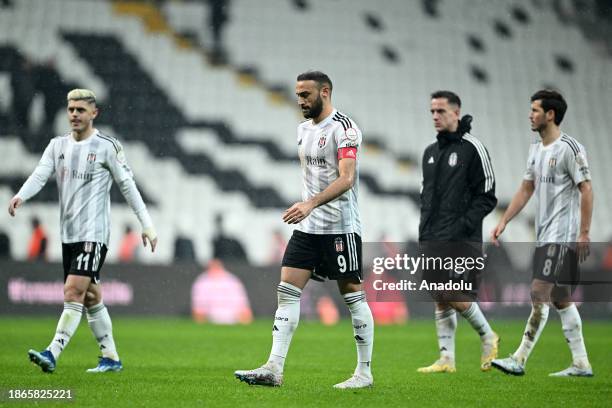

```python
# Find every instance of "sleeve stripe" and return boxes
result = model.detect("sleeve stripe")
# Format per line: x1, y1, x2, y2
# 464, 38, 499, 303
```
97, 133, 120, 153
467, 135, 495, 192
464, 135, 495, 192
335, 111, 350, 122
561, 134, 580, 151
333, 116, 348, 130
561, 139, 578, 156
333, 115, 349, 130
339, 113, 354, 129
333, 112, 351, 131
561, 136, 579, 156
342, 116, 352, 129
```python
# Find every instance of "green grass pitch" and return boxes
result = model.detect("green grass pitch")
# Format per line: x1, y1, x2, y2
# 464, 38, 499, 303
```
1, 317, 611, 407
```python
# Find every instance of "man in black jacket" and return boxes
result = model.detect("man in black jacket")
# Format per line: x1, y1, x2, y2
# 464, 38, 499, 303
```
417, 90, 499, 374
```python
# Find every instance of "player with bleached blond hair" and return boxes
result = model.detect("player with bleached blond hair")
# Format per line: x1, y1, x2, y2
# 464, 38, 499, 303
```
8, 89, 158, 373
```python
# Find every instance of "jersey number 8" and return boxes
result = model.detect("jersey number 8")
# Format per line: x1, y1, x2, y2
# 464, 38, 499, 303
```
542, 258, 553, 277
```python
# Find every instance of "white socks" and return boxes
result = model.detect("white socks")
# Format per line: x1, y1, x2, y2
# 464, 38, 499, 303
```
435, 308, 457, 361
266, 285, 374, 378
513, 303, 590, 368
460, 302, 494, 340
47, 302, 83, 360
86, 303, 120, 361
343, 291, 374, 378
513, 303, 549, 365
46, 302, 120, 362
267, 282, 302, 372
558, 303, 590, 368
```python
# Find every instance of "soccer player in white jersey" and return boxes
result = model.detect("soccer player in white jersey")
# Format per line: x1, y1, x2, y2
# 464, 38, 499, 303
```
234, 71, 374, 389
491, 90, 594, 377
7, 89, 158, 373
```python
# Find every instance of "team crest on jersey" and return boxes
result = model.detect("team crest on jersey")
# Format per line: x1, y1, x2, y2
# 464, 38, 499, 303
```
87, 152, 97, 163
334, 237, 344, 253
318, 135, 327, 148
84, 242, 93, 253
448, 152, 458, 167
548, 157, 557, 168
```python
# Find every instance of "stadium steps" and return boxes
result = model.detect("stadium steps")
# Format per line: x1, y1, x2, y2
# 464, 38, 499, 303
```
2, 0, 609, 241
111, 1, 170, 34
128, 0, 423, 200
59, 32, 288, 209
0, 0, 551, 262
60, 31, 419, 206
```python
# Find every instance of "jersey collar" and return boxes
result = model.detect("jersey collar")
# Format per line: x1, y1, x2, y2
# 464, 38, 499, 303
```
70, 128, 97, 144
541, 132, 563, 150
311, 109, 337, 129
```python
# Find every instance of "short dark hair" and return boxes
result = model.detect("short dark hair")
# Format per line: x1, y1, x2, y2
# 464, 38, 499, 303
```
530, 89, 567, 125
431, 90, 461, 107
297, 71, 333, 92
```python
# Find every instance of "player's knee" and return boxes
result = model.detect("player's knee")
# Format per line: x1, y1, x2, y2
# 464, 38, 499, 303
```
553, 300, 571, 310
280, 267, 310, 289
337, 278, 362, 295
530, 288, 549, 303
435, 300, 450, 310
84, 290, 101, 308
64, 286, 86, 302
448, 301, 471, 313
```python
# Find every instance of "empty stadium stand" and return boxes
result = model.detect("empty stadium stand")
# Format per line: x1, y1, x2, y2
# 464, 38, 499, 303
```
1, 0, 610, 265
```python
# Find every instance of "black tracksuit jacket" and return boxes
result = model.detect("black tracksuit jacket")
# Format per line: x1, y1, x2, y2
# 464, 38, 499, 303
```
419, 129, 497, 242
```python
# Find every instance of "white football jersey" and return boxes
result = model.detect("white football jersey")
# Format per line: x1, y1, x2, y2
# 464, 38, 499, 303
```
523, 133, 591, 245
296, 109, 362, 235
17, 129, 143, 245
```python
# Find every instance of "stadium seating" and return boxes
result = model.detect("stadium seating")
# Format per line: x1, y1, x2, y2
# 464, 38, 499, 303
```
219, 0, 611, 235
0, 0, 610, 265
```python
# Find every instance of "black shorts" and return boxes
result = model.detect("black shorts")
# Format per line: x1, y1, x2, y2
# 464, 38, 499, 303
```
532, 244, 579, 286
418, 241, 483, 297
62, 242, 108, 283
282, 230, 362, 282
